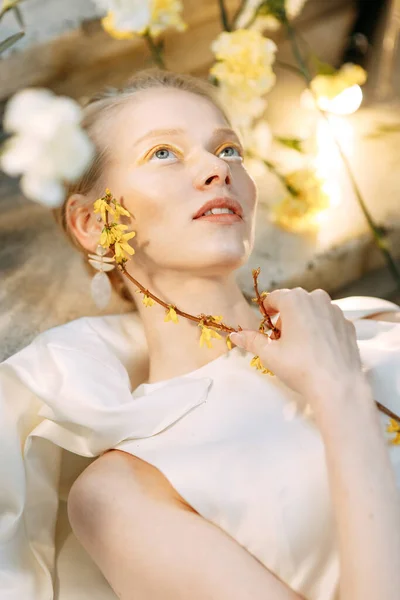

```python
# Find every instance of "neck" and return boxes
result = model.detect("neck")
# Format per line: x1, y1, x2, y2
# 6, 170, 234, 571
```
124, 267, 260, 383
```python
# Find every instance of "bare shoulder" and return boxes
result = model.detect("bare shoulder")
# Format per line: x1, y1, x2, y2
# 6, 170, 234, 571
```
68, 450, 196, 534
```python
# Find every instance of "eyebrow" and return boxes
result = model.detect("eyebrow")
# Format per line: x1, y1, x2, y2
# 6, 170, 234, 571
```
133, 126, 241, 147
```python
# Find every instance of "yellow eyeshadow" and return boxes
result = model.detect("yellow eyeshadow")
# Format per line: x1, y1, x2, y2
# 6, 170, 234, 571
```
142, 144, 183, 162
216, 142, 244, 157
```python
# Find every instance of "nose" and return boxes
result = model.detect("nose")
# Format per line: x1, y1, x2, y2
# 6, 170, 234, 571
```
193, 156, 232, 191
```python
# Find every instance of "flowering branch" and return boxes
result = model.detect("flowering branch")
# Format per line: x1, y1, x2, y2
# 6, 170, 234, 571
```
94, 189, 400, 426
283, 15, 400, 289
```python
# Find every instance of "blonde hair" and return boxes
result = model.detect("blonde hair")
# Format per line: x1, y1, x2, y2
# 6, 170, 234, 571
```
53, 68, 230, 305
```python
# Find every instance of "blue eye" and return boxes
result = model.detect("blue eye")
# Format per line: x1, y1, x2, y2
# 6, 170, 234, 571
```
218, 146, 242, 159
150, 147, 177, 161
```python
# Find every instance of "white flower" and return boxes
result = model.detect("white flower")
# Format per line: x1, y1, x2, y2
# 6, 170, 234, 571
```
217, 85, 267, 128
94, 0, 151, 35
0, 88, 94, 207
243, 120, 273, 160
235, 0, 308, 30
94, 0, 186, 39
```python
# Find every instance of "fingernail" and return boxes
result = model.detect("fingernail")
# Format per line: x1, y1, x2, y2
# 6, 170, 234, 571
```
229, 332, 244, 346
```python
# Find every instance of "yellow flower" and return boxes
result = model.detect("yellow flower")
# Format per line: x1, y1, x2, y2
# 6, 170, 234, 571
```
99, 222, 130, 248
386, 418, 400, 445
114, 231, 136, 262
94, 198, 114, 223
250, 355, 273, 376
198, 324, 223, 349
165, 305, 179, 323
142, 294, 155, 307
310, 63, 367, 101
150, 0, 187, 37
226, 336, 233, 350
271, 168, 330, 232
112, 201, 131, 219
100, 0, 186, 40
210, 30, 277, 100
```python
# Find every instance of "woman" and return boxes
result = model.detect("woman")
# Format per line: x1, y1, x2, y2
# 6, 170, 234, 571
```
1, 69, 399, 600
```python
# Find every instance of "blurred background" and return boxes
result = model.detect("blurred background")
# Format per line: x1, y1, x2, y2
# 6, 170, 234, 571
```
1, 0, 400, 360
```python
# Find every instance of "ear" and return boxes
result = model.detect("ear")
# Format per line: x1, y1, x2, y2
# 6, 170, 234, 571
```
66, 193, 103, 254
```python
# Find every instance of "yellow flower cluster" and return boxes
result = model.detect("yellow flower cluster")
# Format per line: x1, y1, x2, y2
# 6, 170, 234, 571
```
271, 168, 330, 232
94, 190, 136, 263
386, 418, 400, 445
165, 305, 179, 323
102, 0, 186, 40
94, 193, 130, 222
150, 0, 187, 36
210, 29, 277, 100
310, 63, 367, 101
99, 223, 136, 263
199, 324, 222, 349
250, 355, 273, 376
142, 294, 155, 307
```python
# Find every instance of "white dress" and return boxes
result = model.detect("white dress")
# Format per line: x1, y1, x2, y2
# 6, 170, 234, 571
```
0, 296, 400, 600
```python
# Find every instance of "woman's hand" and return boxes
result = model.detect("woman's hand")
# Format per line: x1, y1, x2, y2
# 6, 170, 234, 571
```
230, 287, 364, 401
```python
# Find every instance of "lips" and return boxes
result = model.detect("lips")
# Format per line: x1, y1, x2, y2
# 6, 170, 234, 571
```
192, 197, 243, 220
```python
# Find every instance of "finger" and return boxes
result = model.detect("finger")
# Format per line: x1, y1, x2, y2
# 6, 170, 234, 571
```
262, 288, 291, 314
229, 329, 273, 355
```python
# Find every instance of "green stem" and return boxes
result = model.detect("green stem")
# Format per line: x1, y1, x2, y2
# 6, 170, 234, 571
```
144, 31, 166, 68
249, 152, 299, 197
218, 0, 231, 31
285, 18, 400, 289
275, 59, 304, 79
232, 0, 247, 29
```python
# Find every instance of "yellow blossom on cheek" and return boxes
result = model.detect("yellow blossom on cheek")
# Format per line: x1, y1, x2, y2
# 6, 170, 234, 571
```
112, 201, 131, 219
94, 198, 114, 223
114, 237, 135, 263
165, 306, 179, 323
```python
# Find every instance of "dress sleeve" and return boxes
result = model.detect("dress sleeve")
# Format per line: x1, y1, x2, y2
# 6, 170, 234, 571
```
0, 320, 212, 600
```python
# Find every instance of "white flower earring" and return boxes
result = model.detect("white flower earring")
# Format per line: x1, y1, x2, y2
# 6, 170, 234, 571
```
88, 244, 115, 309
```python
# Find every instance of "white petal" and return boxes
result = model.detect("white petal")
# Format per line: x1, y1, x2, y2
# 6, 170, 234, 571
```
20, 172, 65, 207
112, 0, 151, 32
251, 120, 273, 160
3, 88, 55, 134
49, 125, 95, 181
0, 135, 40, 176
25, 97, 82, 140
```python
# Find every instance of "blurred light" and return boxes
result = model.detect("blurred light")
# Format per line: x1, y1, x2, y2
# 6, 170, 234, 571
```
317, 85, 363, 116
300, 85, 363, 116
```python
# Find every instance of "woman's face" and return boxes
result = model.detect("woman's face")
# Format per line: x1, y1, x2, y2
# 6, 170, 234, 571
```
103, 88, 258, 277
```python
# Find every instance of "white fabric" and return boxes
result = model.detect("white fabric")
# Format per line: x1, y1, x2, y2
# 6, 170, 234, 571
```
0, 296, 399, 600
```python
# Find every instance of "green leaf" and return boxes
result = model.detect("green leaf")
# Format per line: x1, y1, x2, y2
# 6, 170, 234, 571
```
0, 30, 24, 54
311, 56, 336, 76
275, 136, 305, 153
258, 0, 286, 21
